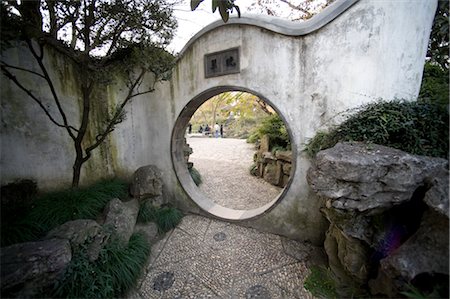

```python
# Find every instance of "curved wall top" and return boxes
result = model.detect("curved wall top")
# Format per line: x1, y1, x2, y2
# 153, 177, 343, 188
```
178, 0, 359, 57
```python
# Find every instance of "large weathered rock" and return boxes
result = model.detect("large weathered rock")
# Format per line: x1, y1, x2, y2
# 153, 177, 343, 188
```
45, 219, 101, 247
263, 162, 279, 186
275, 150, 292, 163
324, 224, 371, 285
307, 142, 448, 212
308, 142, 449, 297
369, 210, 449, 297
423, 171, 449, 217
1, 238, 71, 298
130, 165, 163, 200
134, 222, 159, 245
103, 198, 139, 244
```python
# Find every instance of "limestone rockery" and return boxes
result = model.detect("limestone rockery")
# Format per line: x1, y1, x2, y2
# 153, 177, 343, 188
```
307, 142, 449, 298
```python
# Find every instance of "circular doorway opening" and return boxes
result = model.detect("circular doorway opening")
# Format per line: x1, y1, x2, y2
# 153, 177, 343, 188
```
171, 86, 296, 221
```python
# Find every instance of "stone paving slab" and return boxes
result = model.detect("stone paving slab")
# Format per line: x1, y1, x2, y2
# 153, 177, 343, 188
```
137, 214, 316, 298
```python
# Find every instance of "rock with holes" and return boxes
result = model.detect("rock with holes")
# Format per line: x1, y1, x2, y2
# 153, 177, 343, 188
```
103, 198, 139, 244
0, 238, 71, 298
307, 142, 448, 213
369, 209, 449, 297
130, 165, 164, 200
307, 142, 449, 297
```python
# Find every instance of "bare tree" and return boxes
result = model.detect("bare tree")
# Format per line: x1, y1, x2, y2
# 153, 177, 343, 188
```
1, 0, 177, 187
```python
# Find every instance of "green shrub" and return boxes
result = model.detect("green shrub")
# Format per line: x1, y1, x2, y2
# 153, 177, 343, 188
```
189, 166, 202, 186
247, 114, 290, 150
53, 232, 150, 298
1, 179, 128, 246
304, 100, 449, 159
418, 62, 449, 107
137, 201, 183, 233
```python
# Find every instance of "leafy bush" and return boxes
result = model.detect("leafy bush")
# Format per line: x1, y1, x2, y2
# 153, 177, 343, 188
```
189, 166, 202, 186
53, 232, 150, 298
418, 62, 449, 107
137, 200, 183, 233
1, 179, 128, 246
247, 114, 290, 150
304, 100, 449, 159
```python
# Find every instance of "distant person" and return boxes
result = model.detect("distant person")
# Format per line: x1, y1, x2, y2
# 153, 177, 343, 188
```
220, 124, 223, 138
198, 125, 203, 133
188, 123, 192, 134
204, 124, 210, 135
214, 122, 220, 138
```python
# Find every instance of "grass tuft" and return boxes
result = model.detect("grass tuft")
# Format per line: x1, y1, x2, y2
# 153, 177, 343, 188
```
1, 179, 128, 246
189, 166, 202, 186
154, 207, 183, 233
304, 266, 338, 299
53, 232, 150, 298
137, 200, 183, 233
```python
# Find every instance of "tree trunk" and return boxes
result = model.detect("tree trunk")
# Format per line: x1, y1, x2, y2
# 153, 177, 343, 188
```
72, 156, 83, 188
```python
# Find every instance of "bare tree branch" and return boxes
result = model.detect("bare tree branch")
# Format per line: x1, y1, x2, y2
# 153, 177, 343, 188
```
25, 39, 77, 140
1, 65, 79, 134
279, 0, 312, 19
84, 68, 147, 156
0, 60, 46, 79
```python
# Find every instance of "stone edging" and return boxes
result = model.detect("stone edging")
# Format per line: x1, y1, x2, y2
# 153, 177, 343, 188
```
177, 0, 359, 57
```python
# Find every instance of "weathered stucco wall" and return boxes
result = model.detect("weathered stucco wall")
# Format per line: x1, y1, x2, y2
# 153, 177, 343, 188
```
1, 0, 437, 244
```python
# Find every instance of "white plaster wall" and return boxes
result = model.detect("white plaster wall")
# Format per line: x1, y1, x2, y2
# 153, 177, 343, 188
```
0, 0, 437, 242
153, 0, 437, 243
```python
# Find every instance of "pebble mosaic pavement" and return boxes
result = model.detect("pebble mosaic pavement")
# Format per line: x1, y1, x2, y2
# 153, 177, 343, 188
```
133, 214, 317, 298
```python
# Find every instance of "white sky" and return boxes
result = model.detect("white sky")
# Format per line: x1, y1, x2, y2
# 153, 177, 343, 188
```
168, 0, 329, 53
168, 0, 250, 53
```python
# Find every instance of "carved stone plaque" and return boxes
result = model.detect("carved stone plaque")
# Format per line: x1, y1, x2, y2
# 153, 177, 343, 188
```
204, 48, 240, 78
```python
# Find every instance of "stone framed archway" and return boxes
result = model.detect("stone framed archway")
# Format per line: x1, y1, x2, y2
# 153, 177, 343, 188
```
171, 85, 296, 221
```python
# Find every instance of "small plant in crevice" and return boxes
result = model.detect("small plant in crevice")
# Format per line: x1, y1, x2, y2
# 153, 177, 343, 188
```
249, 163, 258, 176
304, 100, 449, 159
304, 266, 338, 299
53, 232, 150, 298
137, 200, 183, 233
189, 166, 202, 186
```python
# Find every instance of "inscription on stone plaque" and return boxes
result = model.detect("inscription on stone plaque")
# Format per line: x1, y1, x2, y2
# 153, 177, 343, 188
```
204, 48, 240, 78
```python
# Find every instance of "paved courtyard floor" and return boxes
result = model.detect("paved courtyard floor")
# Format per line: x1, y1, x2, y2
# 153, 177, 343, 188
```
187, 137, 282, 210
135, 214, 320, 298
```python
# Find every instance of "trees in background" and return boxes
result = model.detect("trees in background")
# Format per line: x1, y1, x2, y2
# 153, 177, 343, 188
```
190, 0, 333, 22
1, 0, 177, 187
190, 91, 275, 138
419, 0, 449, 107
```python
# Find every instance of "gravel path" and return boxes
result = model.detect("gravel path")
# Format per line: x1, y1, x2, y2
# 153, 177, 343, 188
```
187, 136, 282, 210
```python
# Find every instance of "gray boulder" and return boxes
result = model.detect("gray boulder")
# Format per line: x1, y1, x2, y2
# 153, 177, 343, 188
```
103, 198, 139, 244
307, 142, 448, 212
1, 238, 71, 298
369, 210, 449, 297
46, 219, 101, 247
307, 142, 449, 297
134, 222, 159, 244
130, 165, 163, 200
